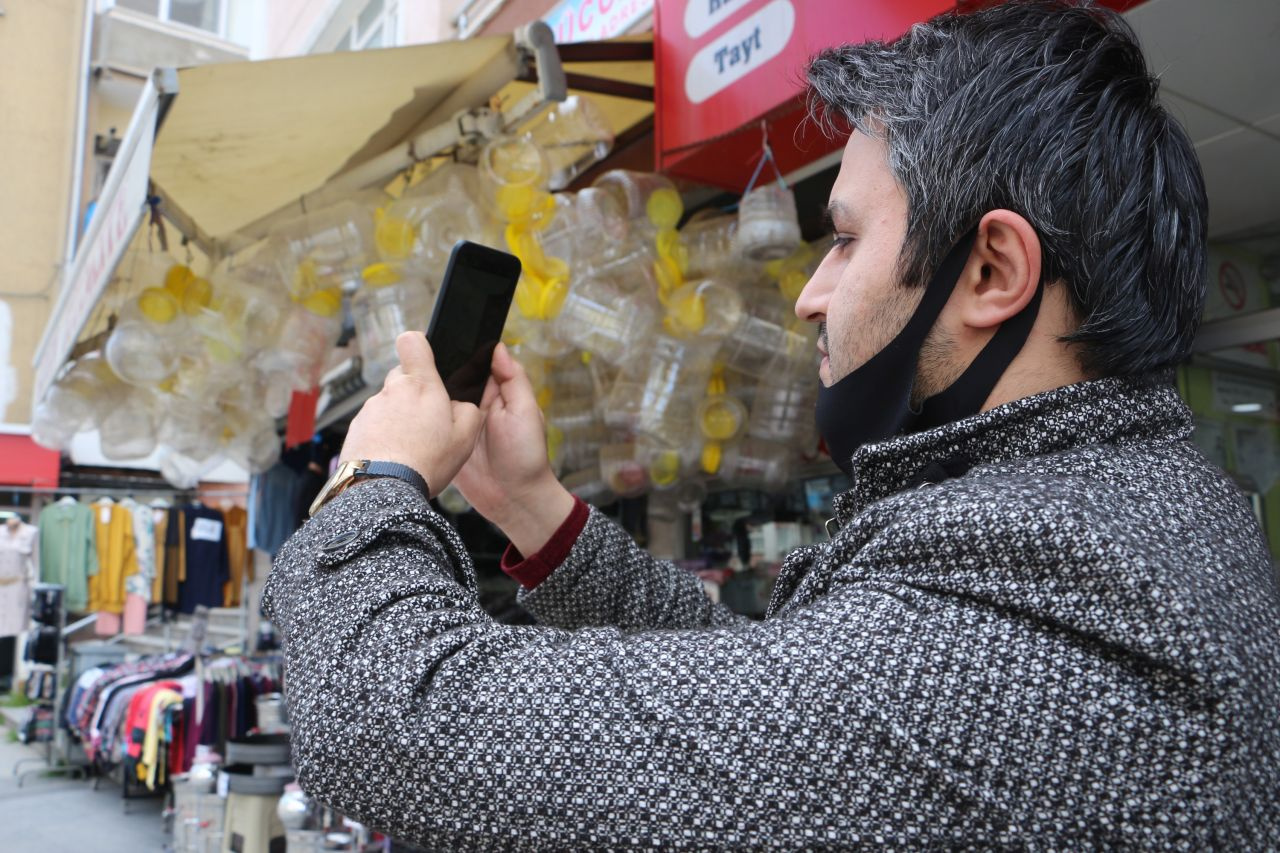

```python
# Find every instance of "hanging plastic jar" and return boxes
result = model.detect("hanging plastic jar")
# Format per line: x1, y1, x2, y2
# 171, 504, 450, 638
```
717, 313, 812, 378
478, 136, 554, 227
550, 276, 657, 366
351, 263, 432, 386
272, 201, 374, 297
524, 96, 615, 190
604, 333, 719, 447
735, 183, 802, 261
663, 279, 744, 341
747, 364, 818, 446
599, 442, 650, 498
716, 438, 793, 491
98, 390, 159, 461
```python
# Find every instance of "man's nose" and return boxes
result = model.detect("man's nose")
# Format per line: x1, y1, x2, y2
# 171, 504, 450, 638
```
794, 270, 830, 322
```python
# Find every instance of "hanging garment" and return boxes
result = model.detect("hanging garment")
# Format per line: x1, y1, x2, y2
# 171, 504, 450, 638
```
0, 521, 38, 636
223, 506, 249, 607
178, 505, 230, 615
141, 688, 183, 789
163, 508, 187, 611
120, 498, 156, 602
151, 504, 169, 603
88, 500, 139, 615
250, 464, 303, 558
38, 501, 98, 613
123, 593, 148, 635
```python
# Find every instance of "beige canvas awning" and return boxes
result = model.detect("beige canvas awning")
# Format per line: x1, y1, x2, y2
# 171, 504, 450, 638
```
149, 35, 519, 240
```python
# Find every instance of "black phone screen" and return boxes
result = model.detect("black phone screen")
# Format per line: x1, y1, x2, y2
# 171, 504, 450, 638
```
426, 242, 521, 405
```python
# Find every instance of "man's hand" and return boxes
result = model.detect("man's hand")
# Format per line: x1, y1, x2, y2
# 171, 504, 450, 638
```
455, 344, 576, 556
341, 332, 486, 497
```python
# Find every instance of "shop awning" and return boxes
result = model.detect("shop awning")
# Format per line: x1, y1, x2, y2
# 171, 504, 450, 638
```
150, 36, 520, 239
33, 27, 656, 409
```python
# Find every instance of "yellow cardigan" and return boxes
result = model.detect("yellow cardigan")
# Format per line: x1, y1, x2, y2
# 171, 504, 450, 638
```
88, 501, 139, 614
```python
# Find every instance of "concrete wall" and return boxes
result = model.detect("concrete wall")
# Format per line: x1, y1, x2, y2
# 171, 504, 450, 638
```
0, 0, 87, 425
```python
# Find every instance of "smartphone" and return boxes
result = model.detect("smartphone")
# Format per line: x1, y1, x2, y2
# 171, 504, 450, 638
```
425, 240, 522, 405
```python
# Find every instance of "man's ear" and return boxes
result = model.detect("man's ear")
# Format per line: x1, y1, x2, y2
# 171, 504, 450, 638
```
955, 210, 1042, 330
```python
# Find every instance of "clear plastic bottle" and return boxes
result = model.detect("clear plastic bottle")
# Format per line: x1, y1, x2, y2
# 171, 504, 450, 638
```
272, 201, 374, 295
604, 333, 718, 447
716, 438, 793, 491
524, 96, 615, 190
351, 265, 432, 387
718, 313, 812, 378
551, 276, 657, 365
747, 364, 818, 446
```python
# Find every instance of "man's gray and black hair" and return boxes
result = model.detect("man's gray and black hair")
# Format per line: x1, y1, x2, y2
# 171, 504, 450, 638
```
806, 0, 1207, 375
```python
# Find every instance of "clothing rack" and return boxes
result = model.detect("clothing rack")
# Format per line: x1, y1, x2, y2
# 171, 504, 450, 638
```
14, 585, 88, 788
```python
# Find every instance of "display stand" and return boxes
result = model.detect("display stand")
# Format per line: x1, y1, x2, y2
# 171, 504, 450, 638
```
14, 584, 89, 787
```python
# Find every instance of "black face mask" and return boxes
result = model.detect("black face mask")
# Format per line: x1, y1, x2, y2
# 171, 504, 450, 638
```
815, 228, 1044, 476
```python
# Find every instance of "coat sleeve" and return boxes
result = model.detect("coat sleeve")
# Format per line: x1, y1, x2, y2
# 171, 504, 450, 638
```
516, 506, 749, 630
259, 478, 941, 850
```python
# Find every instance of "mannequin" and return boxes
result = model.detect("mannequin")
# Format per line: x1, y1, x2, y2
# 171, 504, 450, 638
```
0, 511, 38, 692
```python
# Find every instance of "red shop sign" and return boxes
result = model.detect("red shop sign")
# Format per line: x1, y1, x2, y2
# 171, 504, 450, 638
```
655, 0, 952, 189
654, 0, 1148, 189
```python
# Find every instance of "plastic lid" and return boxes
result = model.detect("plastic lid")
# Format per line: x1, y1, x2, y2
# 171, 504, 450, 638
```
514, 274, 569, 321
374, 211, 416, 260
361, 263, 402, 287
649, 450, 681, 487
647, 187, 683, 230
698, 396, 744, 441
164, 264, 196, 296
138, 287, 179, 324
301, 287, 342, 317
292, 260, 319, 299
497, 185, 555, 226
666, 290, 706, 335
652, 255, 684, 305
181, 277, 213, 315
701, 441, 722, 474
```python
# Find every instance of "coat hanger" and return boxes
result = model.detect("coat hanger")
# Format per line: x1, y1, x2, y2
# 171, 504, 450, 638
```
57, 495, 78, 506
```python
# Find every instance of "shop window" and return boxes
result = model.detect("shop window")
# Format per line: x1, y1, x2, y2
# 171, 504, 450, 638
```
108, 0, 227, 38
335, 0, 398, 52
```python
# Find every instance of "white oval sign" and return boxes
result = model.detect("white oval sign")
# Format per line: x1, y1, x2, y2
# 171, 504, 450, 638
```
683, 0, 796, 106
684, 0, 748, 39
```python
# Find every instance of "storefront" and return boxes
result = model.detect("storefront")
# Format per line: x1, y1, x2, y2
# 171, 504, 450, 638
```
10, 0, 1280, 848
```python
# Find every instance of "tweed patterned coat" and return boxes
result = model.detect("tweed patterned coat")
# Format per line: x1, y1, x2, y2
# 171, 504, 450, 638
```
262, 375, 1280, 850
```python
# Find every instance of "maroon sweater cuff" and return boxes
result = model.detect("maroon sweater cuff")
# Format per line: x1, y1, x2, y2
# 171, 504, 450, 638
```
499, 497, 590, 590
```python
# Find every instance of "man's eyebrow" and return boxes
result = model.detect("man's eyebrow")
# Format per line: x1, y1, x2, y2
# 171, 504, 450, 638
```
824, 200, 852, 231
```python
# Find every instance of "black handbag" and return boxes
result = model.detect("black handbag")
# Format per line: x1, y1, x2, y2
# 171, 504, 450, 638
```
23, 625, 58, 666
30, 584, 63, 627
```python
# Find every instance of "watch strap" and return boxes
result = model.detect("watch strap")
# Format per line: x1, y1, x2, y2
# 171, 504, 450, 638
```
353, 461, 431, 502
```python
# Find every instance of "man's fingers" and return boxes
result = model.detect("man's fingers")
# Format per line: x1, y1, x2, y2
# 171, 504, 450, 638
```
395, 332, 445, 388
490, 344, 540, 415
478, 373, 502, 412
452, 402, 487, 448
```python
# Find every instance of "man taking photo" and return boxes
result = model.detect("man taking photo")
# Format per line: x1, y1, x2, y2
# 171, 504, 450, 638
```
262, 1, 1280, 846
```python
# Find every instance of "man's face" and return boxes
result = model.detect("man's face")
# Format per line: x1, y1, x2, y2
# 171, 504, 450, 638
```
795, 131, 924, 389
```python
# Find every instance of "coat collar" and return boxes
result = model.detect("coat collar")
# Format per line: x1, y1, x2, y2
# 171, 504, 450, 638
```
831, 373, 1193, 523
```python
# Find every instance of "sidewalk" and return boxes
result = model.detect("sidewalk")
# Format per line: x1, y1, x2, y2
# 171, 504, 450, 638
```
0, 704, 167, 852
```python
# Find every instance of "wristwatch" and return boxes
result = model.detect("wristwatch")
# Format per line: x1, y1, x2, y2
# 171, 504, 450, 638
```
308, 459, 431, 517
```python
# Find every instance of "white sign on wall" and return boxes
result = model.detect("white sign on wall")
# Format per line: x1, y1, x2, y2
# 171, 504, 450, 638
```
682, 0, 794, 105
